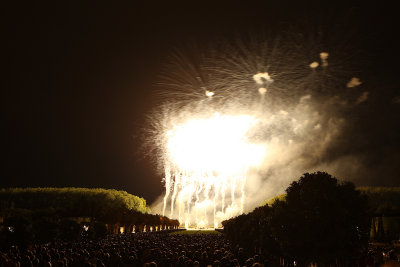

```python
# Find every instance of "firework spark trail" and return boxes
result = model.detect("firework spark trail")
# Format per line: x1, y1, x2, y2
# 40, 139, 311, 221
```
159, 114, 265, 228
162, 163, 171, 217
163, 112, 277, 228
170, 172, 179, 218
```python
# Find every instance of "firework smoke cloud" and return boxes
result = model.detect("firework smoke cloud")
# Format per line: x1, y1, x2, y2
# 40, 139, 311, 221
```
144, 32, 379, 228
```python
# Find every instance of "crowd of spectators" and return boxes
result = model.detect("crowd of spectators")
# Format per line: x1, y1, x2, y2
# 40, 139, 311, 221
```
359, 245, 400, 266
0, 231, 268, 267
1, 230, 400, 266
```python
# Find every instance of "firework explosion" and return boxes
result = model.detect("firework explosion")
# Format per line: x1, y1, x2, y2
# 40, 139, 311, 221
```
147, 34, 366, 228
164, 113, 265, 228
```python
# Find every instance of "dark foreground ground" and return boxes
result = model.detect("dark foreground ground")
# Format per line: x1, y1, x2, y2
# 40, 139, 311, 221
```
1, 231, 400, 266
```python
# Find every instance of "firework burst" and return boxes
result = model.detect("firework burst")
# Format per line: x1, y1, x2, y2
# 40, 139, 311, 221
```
146, 31, 366, 228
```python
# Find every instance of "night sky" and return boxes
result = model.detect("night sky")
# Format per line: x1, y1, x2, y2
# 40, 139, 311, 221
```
4, 1, 400, 204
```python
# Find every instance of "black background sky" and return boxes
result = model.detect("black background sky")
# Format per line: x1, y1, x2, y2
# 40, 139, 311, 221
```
4, 1, 400, 204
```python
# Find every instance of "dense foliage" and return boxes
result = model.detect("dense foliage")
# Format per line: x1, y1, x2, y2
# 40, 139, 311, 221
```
358, 187, 400, 216
261, 186, 400, 242
262, 186, 400, 216
0, 187, 149, 216
358, 187, 400, 241
0, 188, 179, 248
223, 172, 371, 266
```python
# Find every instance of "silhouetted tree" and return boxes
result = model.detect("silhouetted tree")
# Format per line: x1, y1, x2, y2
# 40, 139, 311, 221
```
2, 212, 33, 249
88, 221, 108, 239
32, 217, 59, 242
223, 172, 371, 265
59, 219, 81, 241
273, 172, 370, 265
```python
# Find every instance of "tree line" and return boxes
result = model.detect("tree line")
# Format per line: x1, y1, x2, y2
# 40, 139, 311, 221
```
262, 186, 400, 216
359, 186, 400, 241
259, 185, 400, 242
0, 187, 179, 248
222, 172, 373, 266
0, 187, 149, 215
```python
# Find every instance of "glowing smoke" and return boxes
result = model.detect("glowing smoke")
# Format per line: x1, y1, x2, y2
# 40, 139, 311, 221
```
347, 77, 362, 88
145, 34, 371, 228
356, 91, 369, 104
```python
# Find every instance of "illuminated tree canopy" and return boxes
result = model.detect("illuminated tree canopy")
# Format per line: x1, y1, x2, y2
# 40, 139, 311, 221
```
0, 187, 149, 216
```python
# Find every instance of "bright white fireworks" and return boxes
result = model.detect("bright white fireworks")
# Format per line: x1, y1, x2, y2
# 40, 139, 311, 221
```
164, 114, 265, 228
146, 32, 365, 228
167, 114, 264, 173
